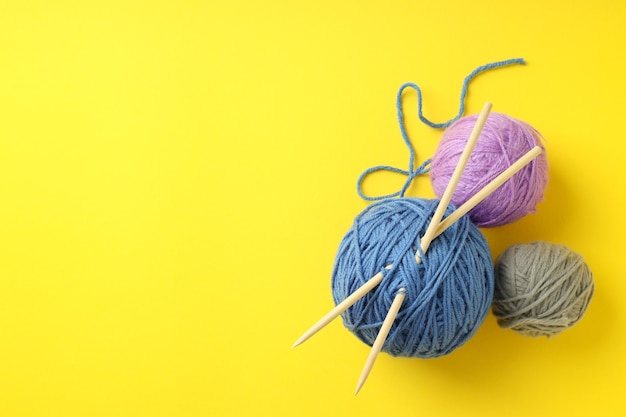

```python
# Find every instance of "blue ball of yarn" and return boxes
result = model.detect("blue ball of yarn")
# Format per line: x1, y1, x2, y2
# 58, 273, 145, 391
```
331, 198, 494, 358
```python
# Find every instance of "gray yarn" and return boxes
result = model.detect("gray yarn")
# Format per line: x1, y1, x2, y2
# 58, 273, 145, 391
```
493, 241, 594, 337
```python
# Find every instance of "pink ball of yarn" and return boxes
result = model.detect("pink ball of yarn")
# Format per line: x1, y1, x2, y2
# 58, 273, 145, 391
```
430, 113, 549, 227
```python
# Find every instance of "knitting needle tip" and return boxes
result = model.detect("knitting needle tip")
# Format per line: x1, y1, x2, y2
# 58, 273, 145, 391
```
292, 271, 385, 348
354, 381, 365, 396
354, 291, 406, 396
291, 337, 305, 349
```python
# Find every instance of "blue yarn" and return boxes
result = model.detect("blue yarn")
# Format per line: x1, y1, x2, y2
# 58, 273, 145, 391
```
401, 58, 526, 129
357, 58, 525, 202
331, 198, 494, 358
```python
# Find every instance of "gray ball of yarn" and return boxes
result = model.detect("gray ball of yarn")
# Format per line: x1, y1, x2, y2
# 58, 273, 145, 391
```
493, 241, 594, 337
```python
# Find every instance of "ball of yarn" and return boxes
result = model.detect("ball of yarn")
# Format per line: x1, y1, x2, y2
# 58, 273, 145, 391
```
493, 241, 594, 337
430, 113, 549, 227
331, 198, 494, 358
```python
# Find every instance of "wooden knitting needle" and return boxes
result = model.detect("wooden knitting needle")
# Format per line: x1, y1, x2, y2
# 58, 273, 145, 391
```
354, 102, 493, 395
293, 143, 542, 351
354, 291, 405, 394
416, 101, 493, 260
292, 102, 491, 350
292, 268, 386, 348
292, 102, 492, 350
434, 145, 543, 235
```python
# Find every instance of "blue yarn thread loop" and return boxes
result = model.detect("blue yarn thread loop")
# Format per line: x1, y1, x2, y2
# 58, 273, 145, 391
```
356, 160, 431, 201
357, 58, 526, 202
406, 57, 527, 129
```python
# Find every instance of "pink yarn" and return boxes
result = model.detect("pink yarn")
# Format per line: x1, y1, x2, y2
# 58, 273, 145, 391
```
430, 113, 548, 227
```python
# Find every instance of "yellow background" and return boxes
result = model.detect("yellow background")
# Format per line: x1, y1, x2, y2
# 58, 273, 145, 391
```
0, 1, 624, 416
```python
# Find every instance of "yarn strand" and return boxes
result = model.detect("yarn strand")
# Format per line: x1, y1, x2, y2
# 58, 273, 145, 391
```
357, 57, 526, 202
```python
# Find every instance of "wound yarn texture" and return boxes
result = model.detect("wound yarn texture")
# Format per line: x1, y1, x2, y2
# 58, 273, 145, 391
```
493, 241, 594, 337
331, 198, 494, 358
430, 113, 549, 227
